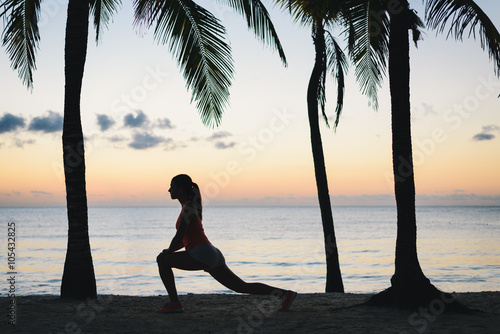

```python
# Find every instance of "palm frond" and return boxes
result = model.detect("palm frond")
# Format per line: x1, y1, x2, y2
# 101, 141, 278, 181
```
409, 9, 424, 47
275, 0, 342, 27
275, 0, 312, 26
425, 0, 500, 75
217, 0, 287, 66
343, 0, 388, 110
90, 0, 122, 44
1, 0, 41, 90
134, 0, 234, 127
325, 30, 347, 130
311, 21, 328, 127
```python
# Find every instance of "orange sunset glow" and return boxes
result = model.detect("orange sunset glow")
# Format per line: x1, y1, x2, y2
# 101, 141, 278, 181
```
1, 1, 499, 207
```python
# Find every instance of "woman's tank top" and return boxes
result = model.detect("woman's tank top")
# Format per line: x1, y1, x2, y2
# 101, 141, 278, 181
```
175, 202, 210, 250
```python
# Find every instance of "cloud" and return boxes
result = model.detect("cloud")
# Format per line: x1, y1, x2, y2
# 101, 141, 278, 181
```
97, 114, 115, 131
207, 131, 234, 149
14, 138, 35, 148
1, 191, 22, 197
207, 131, 232, 140
0, 113, 25, 134
472, 124, 499, 142
31, 190, 52, 196
416, 193, 500, 206
481, 124, 500, 133
332, 194, 395, 206
124, 110, 148, 128
208, 193, 500, 206
215, 141, 236, 149
108, 135, 126, 143
472, 133, 495, 141
28, 111, 63, 133
157, 118, 175, 129
129, 132, 167, 150
422, 103, 437, 116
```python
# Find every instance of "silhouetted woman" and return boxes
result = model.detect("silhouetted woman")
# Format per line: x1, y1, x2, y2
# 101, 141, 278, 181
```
155, 174, 297, 313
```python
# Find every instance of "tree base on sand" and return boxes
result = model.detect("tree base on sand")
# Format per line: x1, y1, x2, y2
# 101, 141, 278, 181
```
367, 280, 472, 313
61, 247, 97, 300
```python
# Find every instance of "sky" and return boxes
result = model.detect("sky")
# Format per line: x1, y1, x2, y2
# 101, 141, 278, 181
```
0, 0, 499, 207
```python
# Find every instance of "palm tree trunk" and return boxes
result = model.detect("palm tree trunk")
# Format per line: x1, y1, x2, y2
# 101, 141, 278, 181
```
369, 0, 456, 309
60, 0, 97, 300
308, 22, 344, 293
388, 0, 428, 290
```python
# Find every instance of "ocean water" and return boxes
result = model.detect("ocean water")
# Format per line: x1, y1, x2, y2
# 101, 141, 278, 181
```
1, 206, 499, 296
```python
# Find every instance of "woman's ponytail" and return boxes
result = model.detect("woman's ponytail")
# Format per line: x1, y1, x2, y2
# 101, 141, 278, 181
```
171, 174, 203, 220
191, 182, 202, 220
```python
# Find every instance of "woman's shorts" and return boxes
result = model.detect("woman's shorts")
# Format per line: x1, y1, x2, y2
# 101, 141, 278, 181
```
188, 243, 226, 271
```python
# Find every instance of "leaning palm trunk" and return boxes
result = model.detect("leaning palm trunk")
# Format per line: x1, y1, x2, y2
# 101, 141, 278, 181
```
60, 0, 97, 300
307, 22, 344, 293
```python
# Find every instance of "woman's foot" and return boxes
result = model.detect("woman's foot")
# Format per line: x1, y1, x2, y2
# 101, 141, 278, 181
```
278, 290, 297, 311
156, 302, 184, 314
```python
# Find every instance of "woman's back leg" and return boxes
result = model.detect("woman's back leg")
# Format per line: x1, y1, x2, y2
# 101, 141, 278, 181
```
208, 265, 285, 296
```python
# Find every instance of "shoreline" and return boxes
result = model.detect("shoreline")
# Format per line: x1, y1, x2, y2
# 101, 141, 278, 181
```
2, 291, 499, 333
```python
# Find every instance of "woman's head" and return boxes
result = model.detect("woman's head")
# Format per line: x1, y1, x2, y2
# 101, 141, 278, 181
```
170, 174, 194, 193
169, 174, 202, 218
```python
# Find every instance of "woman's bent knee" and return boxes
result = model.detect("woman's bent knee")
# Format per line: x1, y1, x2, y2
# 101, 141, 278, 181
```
157, 252, 171, 266
156, 253, 163, 264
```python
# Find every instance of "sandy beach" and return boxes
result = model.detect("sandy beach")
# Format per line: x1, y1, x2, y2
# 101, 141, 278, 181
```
1, 291, 499, 333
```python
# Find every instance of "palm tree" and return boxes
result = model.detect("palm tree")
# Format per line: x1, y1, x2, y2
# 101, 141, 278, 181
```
2, 0, 286, 299
133, 0, 287, 127
278, 0, 397, 292
59, 0, 95, 300
0, 0, 114, 300
347, 0, 500, 308
1, 0, 41, 91
367, 0, 434, 308
306, 17, 345, 293
275, 0, 344, 293
280, 0, 499, 303
60, 0, 124, 300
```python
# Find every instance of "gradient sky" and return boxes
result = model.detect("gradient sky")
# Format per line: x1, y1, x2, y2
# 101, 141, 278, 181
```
1, 0, 499, 207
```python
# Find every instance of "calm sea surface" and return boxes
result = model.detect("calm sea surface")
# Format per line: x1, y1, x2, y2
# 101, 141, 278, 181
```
1, 206, 499, 296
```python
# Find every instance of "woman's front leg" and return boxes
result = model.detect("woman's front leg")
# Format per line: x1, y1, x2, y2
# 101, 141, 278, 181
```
157, 252, 180, 303
157, 251, 208, 303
